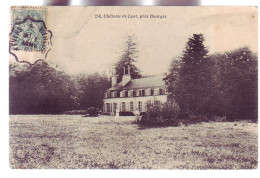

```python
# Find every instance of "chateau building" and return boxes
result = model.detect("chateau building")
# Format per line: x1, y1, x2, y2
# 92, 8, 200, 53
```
103, 66, 168, 115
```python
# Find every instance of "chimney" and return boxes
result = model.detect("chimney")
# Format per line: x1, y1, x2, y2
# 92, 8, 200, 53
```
122, 66, 131, 86
111, 67, 118, 87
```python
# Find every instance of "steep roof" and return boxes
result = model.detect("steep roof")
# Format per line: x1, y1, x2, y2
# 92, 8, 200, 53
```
107, 75, 166, 91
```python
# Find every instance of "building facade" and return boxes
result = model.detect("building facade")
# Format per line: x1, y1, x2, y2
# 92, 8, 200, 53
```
103, 67, 168, 115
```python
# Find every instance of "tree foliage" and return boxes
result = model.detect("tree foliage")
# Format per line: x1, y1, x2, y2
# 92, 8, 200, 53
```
166, 34, 213, 116
74, 72, 110, 110
217, 47, 258, 121
165, 34, 257, 121
10, 61, 77, 114
115, 35, 141, 82
9, 61, 110, 114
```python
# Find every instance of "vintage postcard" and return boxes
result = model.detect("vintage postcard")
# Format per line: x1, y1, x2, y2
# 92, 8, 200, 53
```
9, 6, 258, 169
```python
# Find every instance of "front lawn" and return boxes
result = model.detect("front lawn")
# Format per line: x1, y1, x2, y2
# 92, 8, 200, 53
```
9, 115, 257, 169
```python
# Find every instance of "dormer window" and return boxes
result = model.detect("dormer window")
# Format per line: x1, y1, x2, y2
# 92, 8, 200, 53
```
125, 91, 128, 97
159, 88, 163, 95
138, 90, 145, 96
151, 89, 154, 96
142, 90, 145, 96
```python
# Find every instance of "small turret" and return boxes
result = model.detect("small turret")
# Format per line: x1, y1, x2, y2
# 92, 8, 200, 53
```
111, 66, 118, 87
122, 66, 131, 86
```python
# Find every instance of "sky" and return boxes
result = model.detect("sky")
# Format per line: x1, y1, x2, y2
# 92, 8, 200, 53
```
9, 6, 258, 76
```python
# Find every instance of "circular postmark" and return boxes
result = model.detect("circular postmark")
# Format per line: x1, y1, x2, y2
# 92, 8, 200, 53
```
9, 8, 52, 65
12, 144, 55, 165
10, 17, 51, 53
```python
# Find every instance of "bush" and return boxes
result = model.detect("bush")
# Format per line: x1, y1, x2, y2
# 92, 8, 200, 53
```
161, 101, 180, 122
100, 112, 111, 116
140, 100, 180, 126
85, 107, 100, 117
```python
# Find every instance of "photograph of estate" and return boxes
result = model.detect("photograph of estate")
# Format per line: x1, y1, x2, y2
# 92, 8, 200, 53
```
9, 6, 258, 169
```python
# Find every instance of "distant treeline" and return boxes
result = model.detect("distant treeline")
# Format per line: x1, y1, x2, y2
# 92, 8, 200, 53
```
9, 62, 110, 114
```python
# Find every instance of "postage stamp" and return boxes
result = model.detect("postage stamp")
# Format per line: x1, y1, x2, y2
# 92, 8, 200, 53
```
9, 7, 52, 65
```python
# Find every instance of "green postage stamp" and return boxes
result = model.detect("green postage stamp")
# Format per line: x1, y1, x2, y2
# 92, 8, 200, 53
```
9, 7, 52, 65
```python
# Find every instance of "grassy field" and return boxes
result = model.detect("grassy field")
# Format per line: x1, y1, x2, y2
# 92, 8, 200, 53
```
9, 115, 258, 169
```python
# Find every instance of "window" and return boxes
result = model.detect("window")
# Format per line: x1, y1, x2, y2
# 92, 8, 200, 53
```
130, 102, 134, 112
151, 89, 154, 96
159, 89, 163, 95
122, 102, 126, 112
133, 91, 136, 97
125, 91, 128, 97
142, 90, 145, 96
139, 90, 142, 96
138, 101, 142, 112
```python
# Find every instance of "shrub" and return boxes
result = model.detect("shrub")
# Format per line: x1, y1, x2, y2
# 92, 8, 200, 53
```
140, 100, 180, 126
86, 107, 100, 117
101, 112, 110, 116
161, 101, 180, 122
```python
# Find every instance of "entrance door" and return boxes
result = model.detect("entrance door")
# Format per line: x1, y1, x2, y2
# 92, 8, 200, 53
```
113, 103, 117, 115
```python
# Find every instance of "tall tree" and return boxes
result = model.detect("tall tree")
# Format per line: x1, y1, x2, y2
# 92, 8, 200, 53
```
166, 34, 213, 116
115, 35, 141, 82
218, 47, 258, 121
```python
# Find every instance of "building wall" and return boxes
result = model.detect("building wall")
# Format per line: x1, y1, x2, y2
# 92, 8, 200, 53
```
103, 95, 168, 115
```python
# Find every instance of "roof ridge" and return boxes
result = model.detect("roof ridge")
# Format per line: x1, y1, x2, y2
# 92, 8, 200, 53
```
132, 75, 164, 80
106, 75, 166, 91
